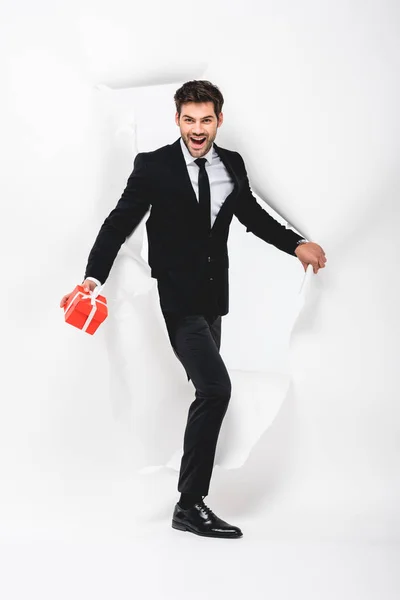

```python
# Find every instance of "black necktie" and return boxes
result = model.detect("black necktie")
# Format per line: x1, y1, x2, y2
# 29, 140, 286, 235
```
194, 157, 211, 231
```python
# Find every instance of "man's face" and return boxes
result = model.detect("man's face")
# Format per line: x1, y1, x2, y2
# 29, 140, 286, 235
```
175, 101, 223, 157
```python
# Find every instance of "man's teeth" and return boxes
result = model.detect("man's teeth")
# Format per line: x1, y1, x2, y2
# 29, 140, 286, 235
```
192, 137, 206, 143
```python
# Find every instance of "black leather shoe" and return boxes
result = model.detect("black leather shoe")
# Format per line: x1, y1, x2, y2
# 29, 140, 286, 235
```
172, 500, 243, 538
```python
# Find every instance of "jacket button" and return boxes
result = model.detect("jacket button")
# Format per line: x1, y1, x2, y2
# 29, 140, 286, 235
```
208, 257, 211, 262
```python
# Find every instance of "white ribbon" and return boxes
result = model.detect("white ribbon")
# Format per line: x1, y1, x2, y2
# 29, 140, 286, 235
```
64, 284, 107, 333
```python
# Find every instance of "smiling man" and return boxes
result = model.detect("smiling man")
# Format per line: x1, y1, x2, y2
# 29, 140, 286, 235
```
179, 103, 219, 154
60, 80, 327, 539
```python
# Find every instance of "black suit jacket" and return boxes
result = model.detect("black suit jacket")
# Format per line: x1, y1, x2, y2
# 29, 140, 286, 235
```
84, 137, 304, 316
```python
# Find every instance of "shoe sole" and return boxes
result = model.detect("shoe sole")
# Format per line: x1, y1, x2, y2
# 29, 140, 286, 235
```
172, 519, 243, 539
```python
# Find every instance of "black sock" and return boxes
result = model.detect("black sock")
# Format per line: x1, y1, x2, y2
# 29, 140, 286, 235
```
178, 493, 203, 509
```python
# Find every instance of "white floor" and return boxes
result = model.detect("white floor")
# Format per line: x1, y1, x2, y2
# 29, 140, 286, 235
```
1, 530, 399, 600
1, 469, 399, 600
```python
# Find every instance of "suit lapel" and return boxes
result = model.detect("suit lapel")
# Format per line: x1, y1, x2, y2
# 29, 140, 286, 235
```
211, 142, 240, 231
168, 138, 199, 213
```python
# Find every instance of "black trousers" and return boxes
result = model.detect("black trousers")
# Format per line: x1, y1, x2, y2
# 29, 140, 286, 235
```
162, 311, 231, 496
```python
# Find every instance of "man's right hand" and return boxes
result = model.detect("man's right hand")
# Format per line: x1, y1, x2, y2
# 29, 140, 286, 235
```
59, 279, 99, 308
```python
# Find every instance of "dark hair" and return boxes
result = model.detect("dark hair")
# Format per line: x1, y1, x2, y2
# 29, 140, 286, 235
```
174, 80, 224, 120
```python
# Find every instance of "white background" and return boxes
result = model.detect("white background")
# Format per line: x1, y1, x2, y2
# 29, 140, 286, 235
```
1, 1, 399, 598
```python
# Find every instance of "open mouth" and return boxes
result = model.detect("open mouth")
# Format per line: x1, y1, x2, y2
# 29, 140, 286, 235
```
190, 136, 207, 148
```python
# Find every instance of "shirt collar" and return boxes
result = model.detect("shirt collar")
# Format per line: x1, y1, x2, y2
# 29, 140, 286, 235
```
180, 137, 214, 166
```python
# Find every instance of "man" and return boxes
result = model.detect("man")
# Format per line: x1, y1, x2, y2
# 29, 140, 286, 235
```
60, 80, 327, 539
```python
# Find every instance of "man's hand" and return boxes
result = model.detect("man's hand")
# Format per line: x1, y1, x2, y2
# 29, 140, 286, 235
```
59, 279, 99, 308
294, 242, 327, 274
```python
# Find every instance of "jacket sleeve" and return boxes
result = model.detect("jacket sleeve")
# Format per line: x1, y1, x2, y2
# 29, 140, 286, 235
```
83, 152, 152, 284
233, 153, 304, 256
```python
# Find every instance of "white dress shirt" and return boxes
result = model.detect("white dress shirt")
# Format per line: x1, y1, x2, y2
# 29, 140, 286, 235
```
86, 138, 235, 287
179, 137, 234, 228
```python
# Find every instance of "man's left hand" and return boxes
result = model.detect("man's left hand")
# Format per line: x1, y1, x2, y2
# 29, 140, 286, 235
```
294, 242, 327, 274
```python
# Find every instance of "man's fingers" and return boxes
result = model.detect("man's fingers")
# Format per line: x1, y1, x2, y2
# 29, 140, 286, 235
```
60, 283, 94, 309
298, 248, 327, 273
60, 293, 71, 307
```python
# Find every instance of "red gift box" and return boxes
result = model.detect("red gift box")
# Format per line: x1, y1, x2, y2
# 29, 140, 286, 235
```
64, 284, 108, 335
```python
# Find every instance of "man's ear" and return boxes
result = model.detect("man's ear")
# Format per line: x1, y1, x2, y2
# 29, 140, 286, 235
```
175, 111, 180, 126
217, 112, 224, 127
